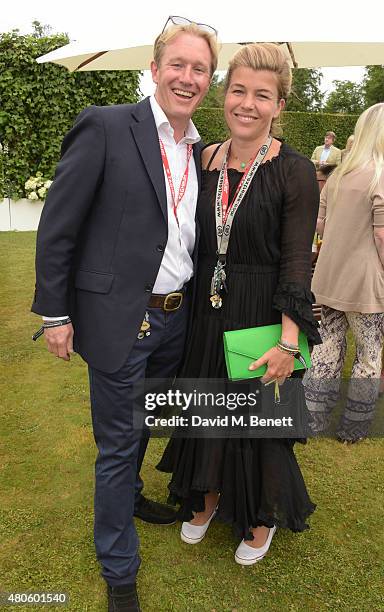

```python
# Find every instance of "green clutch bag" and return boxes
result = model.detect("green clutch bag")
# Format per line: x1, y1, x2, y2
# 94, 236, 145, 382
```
223, 323, 311, 381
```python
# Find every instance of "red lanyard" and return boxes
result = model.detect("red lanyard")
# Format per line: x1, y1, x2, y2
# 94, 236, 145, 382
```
221, 153, 256, 224
159, 138, 193, 225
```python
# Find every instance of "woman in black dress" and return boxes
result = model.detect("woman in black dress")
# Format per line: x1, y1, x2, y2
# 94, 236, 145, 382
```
157, 42, 321, 565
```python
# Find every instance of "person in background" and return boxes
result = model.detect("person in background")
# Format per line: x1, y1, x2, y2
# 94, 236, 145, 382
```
311, 131, 342, 171
341, 134, 355, 161
158, 42, 320, 566
311, 131, 342, 192
304, 103, 384, 443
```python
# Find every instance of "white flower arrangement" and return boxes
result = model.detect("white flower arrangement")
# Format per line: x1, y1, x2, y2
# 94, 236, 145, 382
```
24, 172, 53, 201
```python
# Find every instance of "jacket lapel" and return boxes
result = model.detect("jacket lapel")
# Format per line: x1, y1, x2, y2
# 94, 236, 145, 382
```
130, 99, 203, 222
329, 146, 337, 165
131, 99, 167, 221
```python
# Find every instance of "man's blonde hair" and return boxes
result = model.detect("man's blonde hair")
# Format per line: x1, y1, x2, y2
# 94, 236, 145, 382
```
153, 23, 218, 76
223, 43, 291, 137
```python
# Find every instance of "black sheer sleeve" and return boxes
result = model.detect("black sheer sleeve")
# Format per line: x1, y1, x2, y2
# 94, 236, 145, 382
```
273, 154, 321, 344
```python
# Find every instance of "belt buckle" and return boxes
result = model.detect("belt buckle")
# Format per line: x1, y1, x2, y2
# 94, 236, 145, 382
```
163, 292, 183, 312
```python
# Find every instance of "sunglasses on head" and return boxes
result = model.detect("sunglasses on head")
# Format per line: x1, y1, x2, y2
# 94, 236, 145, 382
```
161, 15, 217, 37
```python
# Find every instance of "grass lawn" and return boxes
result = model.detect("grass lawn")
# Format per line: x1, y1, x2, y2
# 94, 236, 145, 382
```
0, 231, 383, 612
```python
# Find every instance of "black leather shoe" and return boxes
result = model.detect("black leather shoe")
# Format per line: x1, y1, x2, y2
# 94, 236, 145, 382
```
134, 495, 176, 525
107, 583, 140, 612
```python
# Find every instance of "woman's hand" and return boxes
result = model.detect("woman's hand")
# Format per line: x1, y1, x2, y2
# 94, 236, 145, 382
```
248, 346, 294, 385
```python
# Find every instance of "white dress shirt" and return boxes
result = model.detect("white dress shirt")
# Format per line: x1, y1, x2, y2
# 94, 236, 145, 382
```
150, 95, 200, 293
43, 96, 201, 320
320, 147, 331, 163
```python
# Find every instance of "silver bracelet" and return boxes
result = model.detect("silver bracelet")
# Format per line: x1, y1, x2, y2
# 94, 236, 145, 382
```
278, 339, 299, 351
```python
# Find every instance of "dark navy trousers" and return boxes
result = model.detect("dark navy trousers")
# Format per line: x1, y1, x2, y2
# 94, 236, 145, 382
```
88, 300, 188, 585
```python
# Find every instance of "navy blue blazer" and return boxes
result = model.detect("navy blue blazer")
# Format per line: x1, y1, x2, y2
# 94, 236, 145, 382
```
32, 98, 202, 373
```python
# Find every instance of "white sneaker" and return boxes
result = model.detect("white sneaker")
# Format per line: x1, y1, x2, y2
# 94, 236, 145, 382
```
180, 509, 217, 544
235, 526, 277, 565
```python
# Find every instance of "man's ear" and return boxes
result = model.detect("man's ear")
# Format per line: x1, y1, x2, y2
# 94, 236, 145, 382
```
150, 60, 159, 85
273, 98, 285, 119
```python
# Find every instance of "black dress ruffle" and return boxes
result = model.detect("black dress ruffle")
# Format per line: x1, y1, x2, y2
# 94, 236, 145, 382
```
273, 281, 321, 344
156, 143, 319, 540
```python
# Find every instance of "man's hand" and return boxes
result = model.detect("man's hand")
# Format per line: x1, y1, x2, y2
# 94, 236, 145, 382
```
44, 323, 74, 361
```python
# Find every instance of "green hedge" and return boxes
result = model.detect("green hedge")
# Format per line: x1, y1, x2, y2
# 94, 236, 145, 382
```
0, 30, 141, 199
194, 108, 359, 157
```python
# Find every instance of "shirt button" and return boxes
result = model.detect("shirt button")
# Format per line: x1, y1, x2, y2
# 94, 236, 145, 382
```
145, 284, 153, 292
157, 244, 165, 252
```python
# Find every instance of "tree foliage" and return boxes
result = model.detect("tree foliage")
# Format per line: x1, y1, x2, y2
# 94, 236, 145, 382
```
363, 65, 384, 107
285, 68, 323, 112
323, 80, 365, 114
201, 73, 224, 108
0, 23, 141, 198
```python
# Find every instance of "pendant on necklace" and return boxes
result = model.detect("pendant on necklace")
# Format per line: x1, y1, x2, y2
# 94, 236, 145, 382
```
240, 161, 246, 170
210, 260, 227, 309
210, 294, 223, 309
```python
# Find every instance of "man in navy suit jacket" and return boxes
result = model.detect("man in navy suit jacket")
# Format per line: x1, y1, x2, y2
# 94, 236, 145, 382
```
32, 18, 218, 611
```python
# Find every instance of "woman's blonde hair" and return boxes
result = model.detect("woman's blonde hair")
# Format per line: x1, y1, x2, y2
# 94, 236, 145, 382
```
332, 103, 384, 199
223, 43, 292, 137
345, 134, 355, 149
153, 23, 218, 76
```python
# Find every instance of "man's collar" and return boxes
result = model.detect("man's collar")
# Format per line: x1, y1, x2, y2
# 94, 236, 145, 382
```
149, 95, 200, 144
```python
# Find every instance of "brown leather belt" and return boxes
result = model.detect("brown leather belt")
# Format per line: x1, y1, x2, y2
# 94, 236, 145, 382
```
148, 291, 183, 312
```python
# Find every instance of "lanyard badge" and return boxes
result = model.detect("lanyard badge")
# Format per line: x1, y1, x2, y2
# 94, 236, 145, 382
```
159, 138, 193, 226
210, 136, 272, 309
